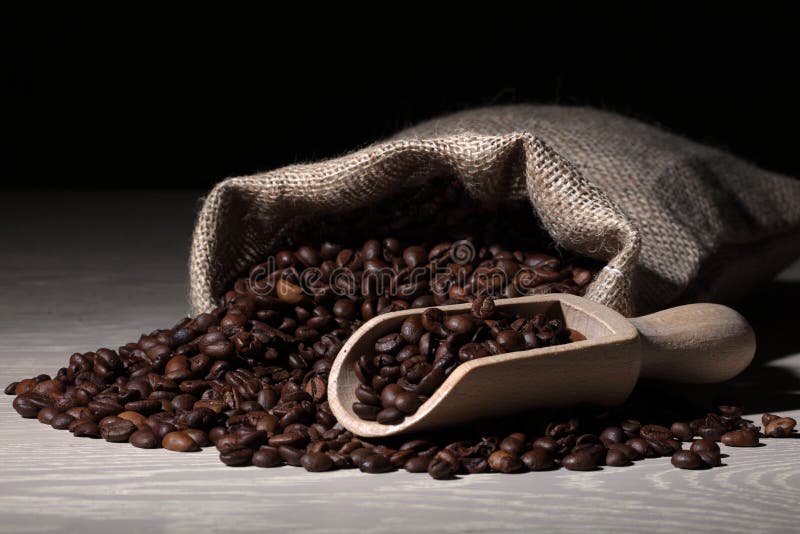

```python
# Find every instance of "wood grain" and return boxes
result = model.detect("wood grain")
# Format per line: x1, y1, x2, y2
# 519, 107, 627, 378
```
0, 190, 798, 533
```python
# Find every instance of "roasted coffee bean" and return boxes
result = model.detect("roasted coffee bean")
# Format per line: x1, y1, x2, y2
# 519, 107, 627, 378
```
150, 421, 177, 440
640, 424, 672, 442
607, 442, 638, 461
349, 447, 375, 468
5, 382, 19, 395
376, 407, 405, 425
387, 449, 414, 468
605, 448, 630, 467
13, 394, 51, 418
690, 438, 720, 455
170, 394, 196, 412
764, 417, 796, 438
372, 374, 392, 394
296, 245, 321, 267
124, 399, 163, 415
458, 343, 491, 363
252, 447, 282, 468
51, 412, 76, 430
33, 379, 64, 397
182, 407, 217, 430
671, 450, 704, 470
562, 450, 597, 471
256, 388, 280, 411
721, 430, 759, 447
499, 436, 525, 455
397, 439, 431, 453
445, 314, 473, 335
278, 445, 304, 466
520, 448, 555, 471
268, 432, 307, 448
73, 421, 101, 438
532, 436, 559, 453
101, 418, 137, 442
332, 298, 356, 319
621, 419, 641, 437
379, 383, 403, 409
184, 429, 211, 447
354, 384, 381, 407
599, 426, 626, 445
208, 426, 226, 444
37, 406, 59, 425
14, 379, 37, 395
215, 434, 241, 453
488, 450, 523, 473
427, 449, 459, 479
470, 295, 496, 320
670, 422, 693, 442
573, 442, 606, 464
400, 316, 425, 344
459, 457, 487, 474
646, 438, 678, 457
352, 403, 381, 421
66, 407, 93, 421
301, 451, 334, 472
220, 447, 254, 466
697, 449, 722, 467
304, 375, 327, 403
402, 246, 426, 268
416, 368, 445, 396
375, 334, 404, 354
495, 330, 525, 352
404, 455, 431, 473
762, 413, 780, 426
130, 429, 160, 449
421, 308, 446, 333
394, 391, 422, 414
324, 450, 351, 469
691, 438, 723, 464
162, 431, 200, 452
359, 454, 393, 474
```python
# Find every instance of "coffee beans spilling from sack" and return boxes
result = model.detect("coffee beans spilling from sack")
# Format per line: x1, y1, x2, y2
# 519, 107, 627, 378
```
352, 297, 580, 425
6, 238, 796, 478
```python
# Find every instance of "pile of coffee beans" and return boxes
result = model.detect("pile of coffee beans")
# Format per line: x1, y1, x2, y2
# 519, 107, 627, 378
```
5, 236, 796, 479
353, 296, 580, 424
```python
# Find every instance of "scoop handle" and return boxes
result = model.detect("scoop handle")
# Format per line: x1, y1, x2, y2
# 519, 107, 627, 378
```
629, 303, 755, 384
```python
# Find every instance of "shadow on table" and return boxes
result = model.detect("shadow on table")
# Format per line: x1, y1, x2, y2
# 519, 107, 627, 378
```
638, 280, 800, 415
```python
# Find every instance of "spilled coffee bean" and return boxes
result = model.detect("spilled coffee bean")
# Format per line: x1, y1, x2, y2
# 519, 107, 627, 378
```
721, 430, 759, 447
162, 431, 200, 452
671, 450, 704, 470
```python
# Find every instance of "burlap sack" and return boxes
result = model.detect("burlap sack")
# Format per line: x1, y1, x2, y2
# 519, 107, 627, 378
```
189, 105, 800, 317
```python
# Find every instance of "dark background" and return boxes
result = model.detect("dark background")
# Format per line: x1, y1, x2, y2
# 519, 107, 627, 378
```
3, 8, 799, 189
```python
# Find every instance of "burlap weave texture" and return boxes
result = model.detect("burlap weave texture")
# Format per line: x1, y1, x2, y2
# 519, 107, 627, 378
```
190, 105, 800, 316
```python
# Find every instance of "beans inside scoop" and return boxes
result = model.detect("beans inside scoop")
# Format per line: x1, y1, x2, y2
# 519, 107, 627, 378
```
352, 296, 582, 424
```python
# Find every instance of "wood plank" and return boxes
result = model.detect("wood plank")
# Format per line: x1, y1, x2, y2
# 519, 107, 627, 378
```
1, 190, 798, 533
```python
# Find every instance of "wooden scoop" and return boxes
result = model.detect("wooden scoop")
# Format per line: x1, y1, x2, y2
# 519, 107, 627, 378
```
328, 294, 755, 438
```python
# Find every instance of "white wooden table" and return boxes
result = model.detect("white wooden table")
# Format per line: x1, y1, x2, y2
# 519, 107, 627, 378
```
1, 190, 798, 533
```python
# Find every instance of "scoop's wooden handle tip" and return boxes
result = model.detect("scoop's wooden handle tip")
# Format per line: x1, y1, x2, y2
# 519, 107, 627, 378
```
631, 303, 755, 384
